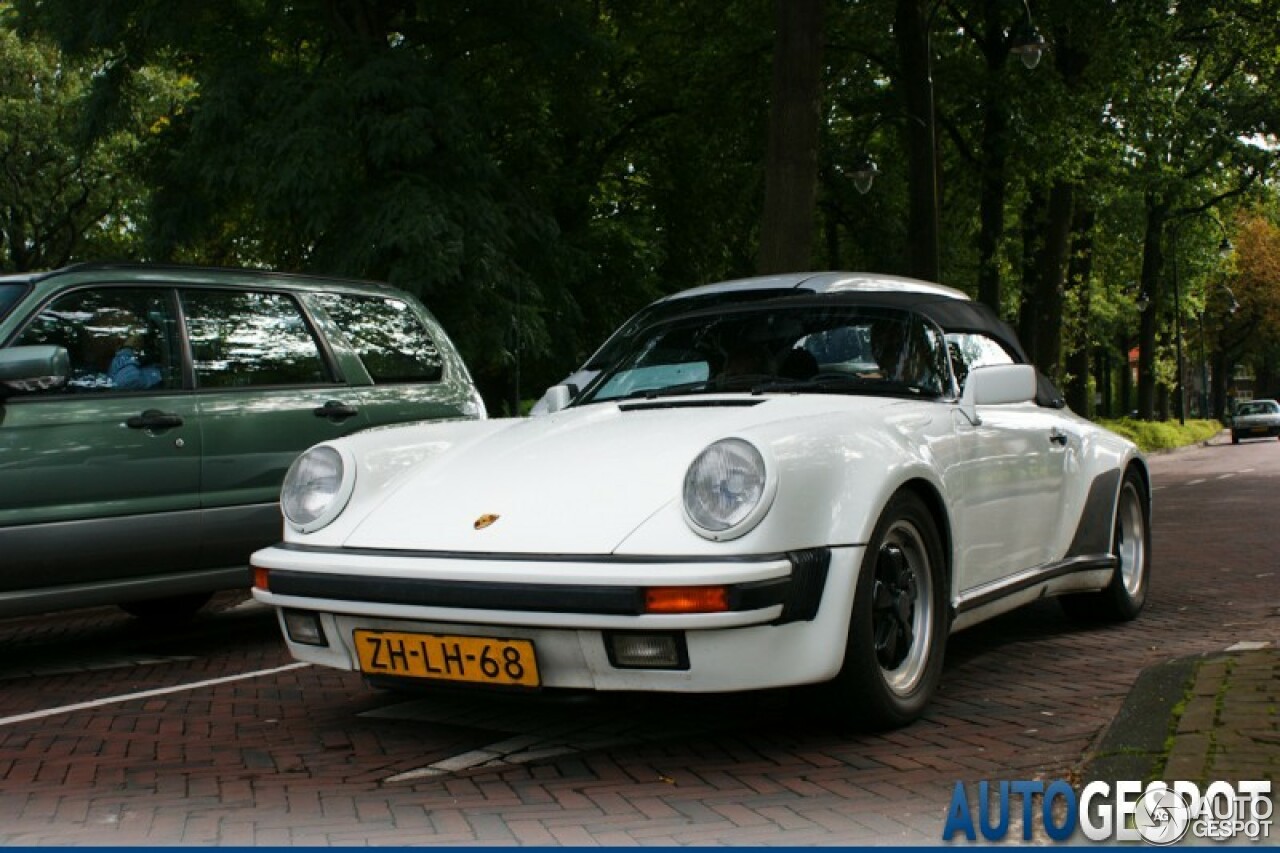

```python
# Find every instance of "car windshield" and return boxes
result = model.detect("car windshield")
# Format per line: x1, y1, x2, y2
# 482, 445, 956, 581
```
0, 282, 26, 322
1238, 401, 1278, 416
578, 303, 954, 404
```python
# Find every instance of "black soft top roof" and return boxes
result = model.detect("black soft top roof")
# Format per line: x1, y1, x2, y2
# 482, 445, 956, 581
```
664, 290, 1031, 364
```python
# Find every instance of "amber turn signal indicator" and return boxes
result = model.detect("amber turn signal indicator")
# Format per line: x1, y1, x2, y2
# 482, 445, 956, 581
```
644, 586, 729, 614
252, 566, 270, 591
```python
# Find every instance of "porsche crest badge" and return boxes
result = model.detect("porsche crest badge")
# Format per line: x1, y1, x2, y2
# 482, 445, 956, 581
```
473, 513, 500, 530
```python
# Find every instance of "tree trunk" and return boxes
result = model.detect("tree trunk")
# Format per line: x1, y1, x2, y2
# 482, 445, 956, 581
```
1017, 187, 1045, 361
1120, 337, 1133, 417
1064, 207, 1096, 415
1030, 180, 1074, 380
893, 0, 938, 282
1137, 198, 1168, 420
975, 0, 1012, 311
757, 0, 825, 274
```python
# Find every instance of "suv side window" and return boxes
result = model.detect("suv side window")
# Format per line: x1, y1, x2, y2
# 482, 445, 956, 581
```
183, 290, 331, 388
10, 287, 180, 395
315, 292, 443, 383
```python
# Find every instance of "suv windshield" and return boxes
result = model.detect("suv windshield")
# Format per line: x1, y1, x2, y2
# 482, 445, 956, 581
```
579, 303, 954, 404
0, 283, 26, 323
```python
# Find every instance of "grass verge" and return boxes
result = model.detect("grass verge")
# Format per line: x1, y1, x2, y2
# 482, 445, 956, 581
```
1095, 418, 1222, 453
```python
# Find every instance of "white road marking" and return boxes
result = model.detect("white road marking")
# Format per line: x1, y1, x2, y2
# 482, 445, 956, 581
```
1225, 641, 1271, 652
1187, 478, 1207, 486
368, 694, 725, 782
0, 661, 311, 728
1217, 473, 1235, 480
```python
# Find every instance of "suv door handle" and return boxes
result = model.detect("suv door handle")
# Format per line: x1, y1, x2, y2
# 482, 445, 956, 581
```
313, 400, 359, 421
1049, 427, 1069, 446
126, 409, 184, 430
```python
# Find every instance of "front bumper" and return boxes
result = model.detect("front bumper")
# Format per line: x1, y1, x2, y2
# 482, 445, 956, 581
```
1234, 421, 1280, 438
251, 544, 861, 692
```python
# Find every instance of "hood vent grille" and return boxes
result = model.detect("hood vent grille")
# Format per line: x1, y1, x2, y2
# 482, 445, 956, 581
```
618, 398, 766, 412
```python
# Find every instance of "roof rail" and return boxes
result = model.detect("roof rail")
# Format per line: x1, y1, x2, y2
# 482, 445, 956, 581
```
36, 261, 395, 290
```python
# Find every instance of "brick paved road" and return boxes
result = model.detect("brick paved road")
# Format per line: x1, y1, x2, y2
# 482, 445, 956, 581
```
0, 436, 1276, 845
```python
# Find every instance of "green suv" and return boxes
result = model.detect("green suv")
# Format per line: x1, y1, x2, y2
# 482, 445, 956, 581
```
0, 263, 485, 620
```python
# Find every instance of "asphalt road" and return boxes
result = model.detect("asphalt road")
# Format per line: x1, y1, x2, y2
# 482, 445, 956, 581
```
0, 433, 1276, 845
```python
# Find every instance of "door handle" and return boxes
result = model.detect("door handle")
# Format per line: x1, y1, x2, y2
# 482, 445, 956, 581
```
313, 400, 359, 421
126, 409, 184, 430
1049, 427, 1069, 447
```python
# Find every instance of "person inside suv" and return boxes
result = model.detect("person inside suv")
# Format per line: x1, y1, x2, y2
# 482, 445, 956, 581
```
101, 309, 164, 390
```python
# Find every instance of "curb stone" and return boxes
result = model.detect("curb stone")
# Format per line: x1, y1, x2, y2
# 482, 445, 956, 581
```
1080, 654, 1201, 784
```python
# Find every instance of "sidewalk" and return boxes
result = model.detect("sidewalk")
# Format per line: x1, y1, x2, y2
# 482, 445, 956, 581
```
1085, 428, 1278, 788
1082, 645, 1278, 787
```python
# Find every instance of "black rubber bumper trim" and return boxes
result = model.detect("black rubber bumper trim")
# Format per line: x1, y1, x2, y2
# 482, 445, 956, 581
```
266, 547, 831, 622
954, 554, 1117, 614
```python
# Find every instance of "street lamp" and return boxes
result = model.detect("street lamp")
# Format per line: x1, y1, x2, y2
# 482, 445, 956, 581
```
1008, 2, 1047, 69
849, 153, 880, 195
1169, 212, 1233, 425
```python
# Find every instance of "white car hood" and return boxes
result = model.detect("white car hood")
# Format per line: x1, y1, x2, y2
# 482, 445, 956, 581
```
342, 396, 888, 555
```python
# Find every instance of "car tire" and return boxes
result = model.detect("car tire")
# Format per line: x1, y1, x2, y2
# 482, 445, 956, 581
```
1232, 431, 1240, 444
119, 592, 213, 623
827, 490, 948, 730
1060, 467, 1150, 623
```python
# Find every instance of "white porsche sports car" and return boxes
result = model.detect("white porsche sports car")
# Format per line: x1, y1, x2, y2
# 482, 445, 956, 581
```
251, 272, 1150, 729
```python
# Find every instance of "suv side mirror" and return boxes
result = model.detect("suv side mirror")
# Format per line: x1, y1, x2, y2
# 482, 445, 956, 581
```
0, 345, 70, 390
958, 363, 1036, 425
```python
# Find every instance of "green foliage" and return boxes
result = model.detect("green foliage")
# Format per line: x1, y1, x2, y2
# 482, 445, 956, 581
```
0, 13, 181, 270
1096, 418, 1223, 452
4, 0, 1279, 413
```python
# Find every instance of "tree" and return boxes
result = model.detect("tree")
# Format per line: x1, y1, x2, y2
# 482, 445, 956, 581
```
0, 11, 169, 270
757, 0, 825, 273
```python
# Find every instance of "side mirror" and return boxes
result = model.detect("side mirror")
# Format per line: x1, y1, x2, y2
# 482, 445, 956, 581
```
0, 345, 70, 391
957, 363, 1036, 425
538, 383, 578, 415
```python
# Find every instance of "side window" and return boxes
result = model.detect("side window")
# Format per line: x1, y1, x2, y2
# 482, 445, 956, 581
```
183, 290, 331, 389
945, 332, 1016, 391
314, 292, 443, 383
9, 287, 180, 395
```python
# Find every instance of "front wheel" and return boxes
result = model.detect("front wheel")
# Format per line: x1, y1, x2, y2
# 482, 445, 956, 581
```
1061, 467, 1150, 622
826, 490, 948, 730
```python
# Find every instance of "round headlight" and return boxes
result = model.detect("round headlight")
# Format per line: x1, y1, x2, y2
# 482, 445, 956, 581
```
281, 445, 355, 533
683, 438, 773, 539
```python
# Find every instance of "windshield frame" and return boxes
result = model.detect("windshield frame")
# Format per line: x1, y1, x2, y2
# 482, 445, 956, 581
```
575, 297, 959, 407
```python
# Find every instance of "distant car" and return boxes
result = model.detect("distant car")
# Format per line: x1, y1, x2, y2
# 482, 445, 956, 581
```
251, 273, 1150, 729
0, 263, 484, 620
1230, 399, 1280, 444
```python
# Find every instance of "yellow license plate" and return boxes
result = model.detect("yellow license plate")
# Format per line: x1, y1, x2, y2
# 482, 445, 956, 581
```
353, 629, 539, 687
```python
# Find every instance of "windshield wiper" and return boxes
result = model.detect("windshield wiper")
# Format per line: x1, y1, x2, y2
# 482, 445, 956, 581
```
618, 380, 716, 401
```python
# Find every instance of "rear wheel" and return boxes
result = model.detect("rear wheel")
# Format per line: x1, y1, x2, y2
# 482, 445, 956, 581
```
1061, 467, 1150, 622
827, 490, 947, 730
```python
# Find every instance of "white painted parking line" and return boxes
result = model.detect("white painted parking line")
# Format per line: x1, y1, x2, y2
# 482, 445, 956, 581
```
0, 661, 311, 727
